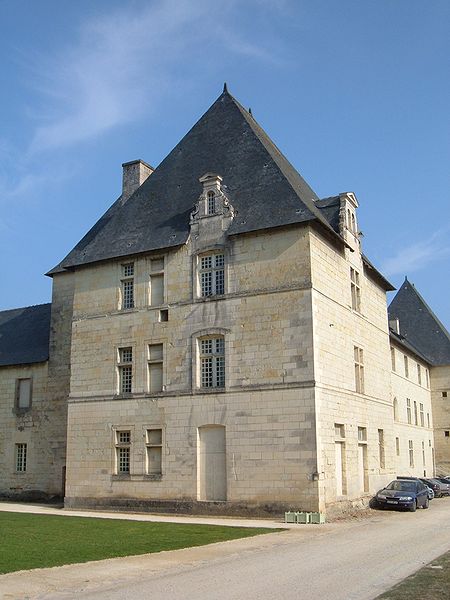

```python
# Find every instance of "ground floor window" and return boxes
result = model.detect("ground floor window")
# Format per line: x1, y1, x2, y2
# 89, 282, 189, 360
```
15, 443, 27, 472
115, 431, 131, 474
146, 429, 162, 475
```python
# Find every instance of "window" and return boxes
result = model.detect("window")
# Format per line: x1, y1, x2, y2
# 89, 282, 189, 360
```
148, 344, 163, 393
350, 268, 361, 312
445, 431, 449, 438
413, 401, 418, 426
334, 423, 345, 438
146, 429, 162, 475
422, 441, 426, 466
408, 440, 414, 467
390, 347, 396, 372
425, 369, 429, 388
118, 347, 133, 394
200, 337, 225, 388
427, 413, 430, 428
15, 443, 27, 472
16, 378, 32, 410
149, 258, 164, 306
378, 429, 385, 469
417, 363, 422, 386
354, 346, 364, 394
357, 427, 367, 442
404, 355, 409, 378
406, 399, 412, 424
395, 437, 400, 456
393, 397, 399, 421
420, 403, 424, 427
199, 253, 225, 297
121, 263, 135, 309
115, 430, 131, 474
207, 191, 216, 215
443, 391, 448, 398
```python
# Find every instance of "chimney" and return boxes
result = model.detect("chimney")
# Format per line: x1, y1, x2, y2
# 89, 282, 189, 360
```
389, 318, 400, 334
122, 159, 154, 202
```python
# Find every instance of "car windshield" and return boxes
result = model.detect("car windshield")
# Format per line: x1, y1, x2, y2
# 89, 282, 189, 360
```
386, 481, 417, 492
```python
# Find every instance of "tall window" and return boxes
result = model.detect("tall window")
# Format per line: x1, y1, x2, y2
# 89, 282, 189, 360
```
121, 263, 134, 309
378, 429, 385, 469
395, 437, 400, 456
15, 443, 27, 472
390, 347, 396, 372
409, 440, 414, 467
149, 258, 164, 306
115, 430, 131, 474
148, 344, 163, 393
422, 441, 426, 466
199, 253, 225, 297
118, 347, 133, 394
207, 191, 216, 215
404, 355, 409, 378
425, 369, 429, 388
16, 378, 32, 410
420, 403, 425, 427
358, 426, 367, 442
413, 401, 418, 426
146, 429, 163, 475
417, 363, 422, 385
200, 337, 225, 388
350, 268, 361, 312
354, 346, 364, 394
393, 397, 399, 421
427, 412, 430, 428
406, 398, 412, 424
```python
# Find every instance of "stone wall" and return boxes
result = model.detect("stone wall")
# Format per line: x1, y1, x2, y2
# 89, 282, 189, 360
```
430, 365, 450, 474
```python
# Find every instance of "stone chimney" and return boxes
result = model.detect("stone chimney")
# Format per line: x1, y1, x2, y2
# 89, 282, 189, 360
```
122, 159, 154, 202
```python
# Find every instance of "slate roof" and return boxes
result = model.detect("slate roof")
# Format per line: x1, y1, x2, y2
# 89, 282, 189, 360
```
0, 303, 51, 367
388, 278, 450, 366
51, 88, 346, 272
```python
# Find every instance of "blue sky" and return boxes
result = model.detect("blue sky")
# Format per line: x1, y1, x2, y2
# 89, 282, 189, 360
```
1, 0, 449, 328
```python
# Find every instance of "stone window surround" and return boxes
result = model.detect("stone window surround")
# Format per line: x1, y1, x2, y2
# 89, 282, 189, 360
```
119, 262, 135, 310
145, 427, 163, 477
350, 267, 361, 313
148, 255, 165, 307
15, 442, 27, 473
193, 246, 228, 300
116, 345, 134, 396
112, 426, 133, 477
147, 342, 164, 394
191, 327, 229, 392
14, 377, 33, 413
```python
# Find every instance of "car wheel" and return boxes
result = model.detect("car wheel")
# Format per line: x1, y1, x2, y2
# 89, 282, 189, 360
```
423, 497, 429, 509
409, 501, 417, 512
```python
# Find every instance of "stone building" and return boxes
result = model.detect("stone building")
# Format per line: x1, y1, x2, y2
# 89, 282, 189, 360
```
1, 88, 449, 514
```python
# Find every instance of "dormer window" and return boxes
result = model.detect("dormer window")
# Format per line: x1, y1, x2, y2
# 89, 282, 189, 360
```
207, 191, 216, 215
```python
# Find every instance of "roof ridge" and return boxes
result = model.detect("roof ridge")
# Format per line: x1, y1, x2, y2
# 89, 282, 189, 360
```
0, 302, 51, 315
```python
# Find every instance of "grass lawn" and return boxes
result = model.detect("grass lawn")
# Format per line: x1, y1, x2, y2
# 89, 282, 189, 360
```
375, 551, 450, 599
0, 511, 274, 574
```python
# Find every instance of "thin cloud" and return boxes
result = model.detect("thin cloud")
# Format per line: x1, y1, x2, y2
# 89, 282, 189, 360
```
26, 0, 281, 154
382, 230, 450, 277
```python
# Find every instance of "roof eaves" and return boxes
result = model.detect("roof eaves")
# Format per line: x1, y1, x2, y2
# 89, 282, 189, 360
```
362, 254, 395, 291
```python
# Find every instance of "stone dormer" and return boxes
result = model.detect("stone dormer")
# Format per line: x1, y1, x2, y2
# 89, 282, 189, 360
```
338, 192, 361, 252
190, 173, 235, 251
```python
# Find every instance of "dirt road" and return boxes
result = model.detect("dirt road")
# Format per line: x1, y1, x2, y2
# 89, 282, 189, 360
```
1, 499, 450, 600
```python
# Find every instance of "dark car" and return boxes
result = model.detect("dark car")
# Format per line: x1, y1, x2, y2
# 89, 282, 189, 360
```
420, 478, 441, 497
375, 479, 429, 511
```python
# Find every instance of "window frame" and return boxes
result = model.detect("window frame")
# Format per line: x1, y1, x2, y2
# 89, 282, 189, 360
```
378, 429, 385, 469
199, 336, 225, 389
147, 343, 164, 393
114, 429, 131, 475
15, 443, 27, 472
354, 346, 364, 394
15, 377, 33, 412
197, 250, 226, 298
406, 398, 412, 424
120, 262, 135, 310
149, 256, 165, 307
350, 267, 361, 313
145, 428, 163, 476
117, 347, 133, 395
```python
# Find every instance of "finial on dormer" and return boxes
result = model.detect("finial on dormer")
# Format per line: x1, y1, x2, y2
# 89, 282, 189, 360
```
223, 82, 228, 93
248, 107, 252, 115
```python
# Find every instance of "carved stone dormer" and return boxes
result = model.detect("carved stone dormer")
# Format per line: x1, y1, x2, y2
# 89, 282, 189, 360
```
190, 173, 235, 250
338, 191, 361, 252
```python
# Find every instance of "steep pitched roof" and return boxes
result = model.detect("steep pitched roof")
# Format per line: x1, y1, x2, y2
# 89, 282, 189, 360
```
53, 88, 345, 271
0, 304, 51, 367
388, 278, 450, 366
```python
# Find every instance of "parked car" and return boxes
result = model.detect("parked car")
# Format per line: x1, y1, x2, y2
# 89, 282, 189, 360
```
419, 478, 441, 498
375, 479, 429, 511
433, 478, 450, 496
425, 486, 434, 500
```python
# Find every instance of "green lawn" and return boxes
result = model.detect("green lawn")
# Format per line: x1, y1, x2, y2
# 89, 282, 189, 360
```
376, 551, 450, 600
0, 511, 274, 574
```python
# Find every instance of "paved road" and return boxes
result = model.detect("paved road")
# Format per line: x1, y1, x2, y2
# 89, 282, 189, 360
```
2, 499, 450, 600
